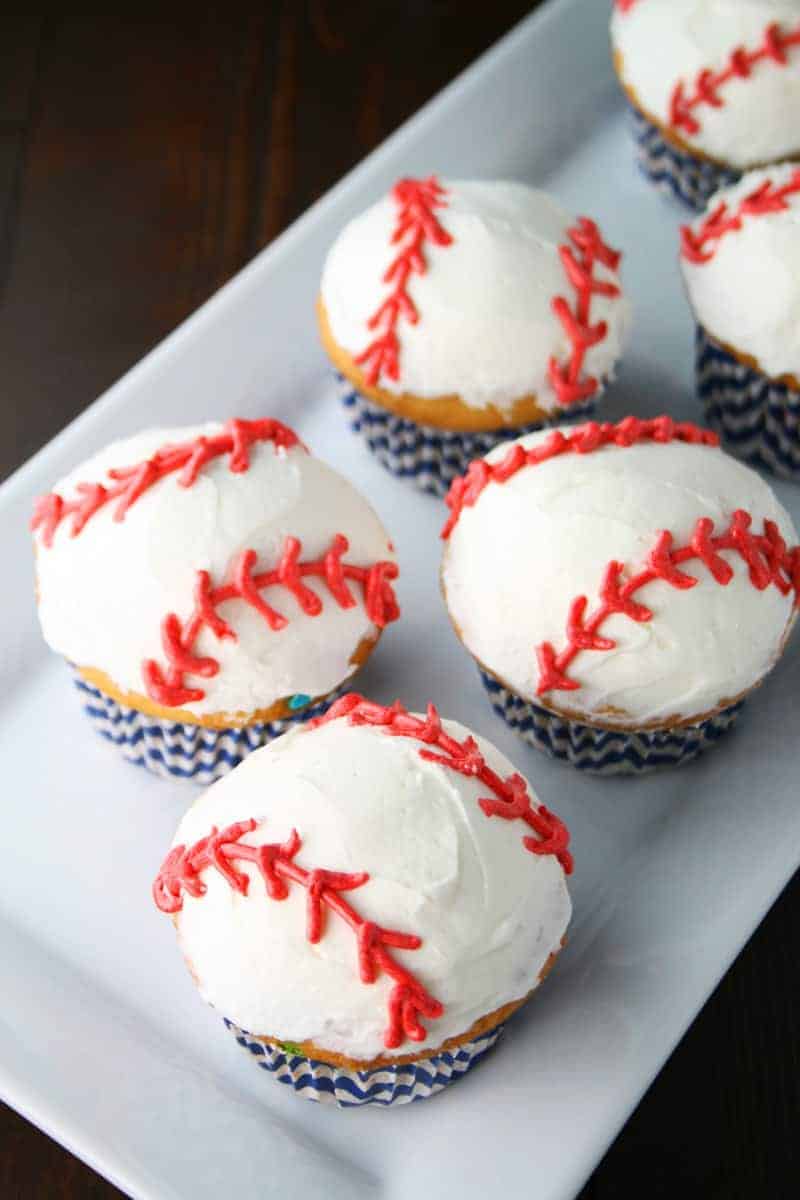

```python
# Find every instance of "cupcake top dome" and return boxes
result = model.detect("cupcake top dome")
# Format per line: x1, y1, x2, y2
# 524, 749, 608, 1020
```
319, 177, 630, 422
611, 0, 800, 168
441, 416, 799, 728
154, 693, 572, 1061
31, 419, 399, 720
681, 163, 800, 381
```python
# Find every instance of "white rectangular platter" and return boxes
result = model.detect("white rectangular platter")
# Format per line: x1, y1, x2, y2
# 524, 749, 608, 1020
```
2, 2, 798, 1198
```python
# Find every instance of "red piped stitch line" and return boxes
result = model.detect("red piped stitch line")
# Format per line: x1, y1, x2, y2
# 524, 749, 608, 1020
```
312, 694, 573, 874
548, 218, 622, 408
680, 167, 800, 264
153, 819, 442, 1050
670, 22, 800, 137
537, 512, 800, 697
142, 536, 400, 707
30, 419, 302, 549
615, 0, 641, 12
355, 176, 453, 386
441, 415, 718, 540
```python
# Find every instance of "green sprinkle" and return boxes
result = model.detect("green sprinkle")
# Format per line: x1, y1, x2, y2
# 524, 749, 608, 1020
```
280, 1041, 304, 1056
288, 694, 311, 711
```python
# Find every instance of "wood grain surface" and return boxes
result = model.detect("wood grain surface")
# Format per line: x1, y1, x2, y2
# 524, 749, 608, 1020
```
1, 5, 798, 1198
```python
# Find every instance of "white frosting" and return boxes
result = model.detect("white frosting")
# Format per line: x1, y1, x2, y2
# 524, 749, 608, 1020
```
171, 714, 571, 1060
611, 0, 800, 167
320, 180, 630, 415
682, 163, 800, 380
34, 424, 396, 717
442, 427, 797, 726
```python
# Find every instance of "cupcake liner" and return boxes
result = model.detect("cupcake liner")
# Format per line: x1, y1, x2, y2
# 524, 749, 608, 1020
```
479, 669, 745, 776
336, 374, 596, 498
224, 1017, 504, 1107
696, 326, 800, 481
628, 104, 740, 212
70, 667, 345, 784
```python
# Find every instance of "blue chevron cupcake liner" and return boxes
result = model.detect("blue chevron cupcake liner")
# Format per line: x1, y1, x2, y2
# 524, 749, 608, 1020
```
479, 670, 745, 776
336, 375, 596, 498
69, 667, 345, 784
696, 325, 800, 481
628, 105, 740, 211
224, 1017, 504, 1107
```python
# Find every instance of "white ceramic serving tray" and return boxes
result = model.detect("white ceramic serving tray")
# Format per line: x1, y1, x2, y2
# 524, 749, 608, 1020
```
2, 1, 798, 1197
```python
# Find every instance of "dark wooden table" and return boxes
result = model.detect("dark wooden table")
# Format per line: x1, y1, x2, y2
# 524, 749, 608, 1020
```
1, 6, 798, 1198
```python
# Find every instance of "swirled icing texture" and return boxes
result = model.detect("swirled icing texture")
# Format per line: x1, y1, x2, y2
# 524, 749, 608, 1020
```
442, 427, 797, 726
170, 714, 571, 1059
681, 164, 800, 380
611, 0, 800, 167
320, 180, 630, 415
33, 424, 396, 717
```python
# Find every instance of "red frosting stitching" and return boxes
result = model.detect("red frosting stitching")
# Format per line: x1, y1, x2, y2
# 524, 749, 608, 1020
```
30, 418, 301, 549
548, 219, 622, 408
153, 819, 443, 1050
680, 167, 800, 264
355, 176, 453, 386
142, 537, 400, 707
441, 415, 718, 540
312, 694, 573, 874
615, 0, 641, 11
537, 512, 800, 697
670, 22, 800, 136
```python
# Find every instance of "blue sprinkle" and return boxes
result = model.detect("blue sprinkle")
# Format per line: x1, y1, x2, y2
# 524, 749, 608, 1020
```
288, 694, 311, 711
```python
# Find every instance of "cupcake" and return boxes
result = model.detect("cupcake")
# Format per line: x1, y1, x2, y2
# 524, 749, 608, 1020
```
611, 0, 800, 210
152, 692, 573, 1107
441, 416, 799, 775
31, 419, 399, 782
681, 163, 800, 479
318, 177, 630, 496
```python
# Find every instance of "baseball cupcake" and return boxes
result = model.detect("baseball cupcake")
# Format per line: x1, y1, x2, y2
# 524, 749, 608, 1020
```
319, 177, 630, 495
611, 0, 800, 210
682, 163, 800, 479
153, 692, 572, 1107
31, 419, 399, 782
441, 416, 799, 774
